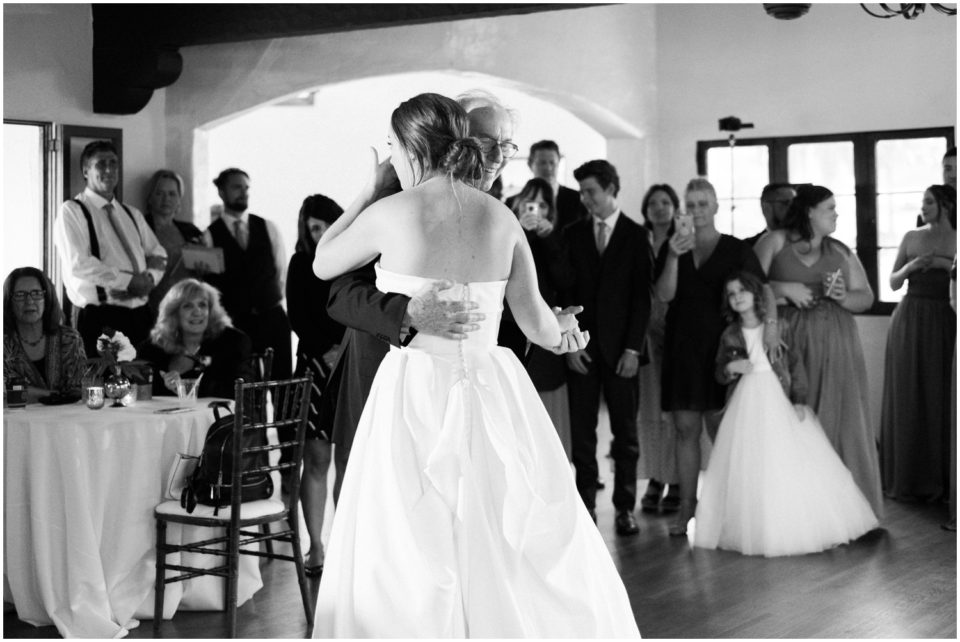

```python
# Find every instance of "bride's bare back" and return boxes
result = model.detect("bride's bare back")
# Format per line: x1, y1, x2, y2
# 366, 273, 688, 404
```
374, 178, 515, 283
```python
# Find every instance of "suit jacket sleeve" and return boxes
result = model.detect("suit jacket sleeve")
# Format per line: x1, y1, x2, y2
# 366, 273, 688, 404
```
625, 226, 653, 353
326, 262, 411, 348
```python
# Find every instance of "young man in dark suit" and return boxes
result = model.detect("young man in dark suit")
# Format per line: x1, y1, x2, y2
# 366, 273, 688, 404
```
562, 159, 653, 535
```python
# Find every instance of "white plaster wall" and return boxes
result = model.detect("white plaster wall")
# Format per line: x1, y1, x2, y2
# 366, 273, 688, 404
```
165, 4, 659, 222
3, 4, 168, 209
655, 3, 957, 191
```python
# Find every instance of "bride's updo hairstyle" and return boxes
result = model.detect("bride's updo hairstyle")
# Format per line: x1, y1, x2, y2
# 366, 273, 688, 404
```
391, 93, 484, 185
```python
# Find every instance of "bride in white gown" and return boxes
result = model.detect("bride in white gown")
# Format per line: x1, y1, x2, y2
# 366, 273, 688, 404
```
309, 93, 641, 638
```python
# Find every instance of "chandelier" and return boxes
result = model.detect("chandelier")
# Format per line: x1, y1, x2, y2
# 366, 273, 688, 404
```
860, 4, 957, 19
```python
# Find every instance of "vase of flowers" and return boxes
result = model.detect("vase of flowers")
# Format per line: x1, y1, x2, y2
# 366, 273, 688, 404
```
95, 328, 139, 407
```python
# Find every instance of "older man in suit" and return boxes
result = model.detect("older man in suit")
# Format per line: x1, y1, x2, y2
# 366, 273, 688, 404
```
563, 159, 653, 535
318, 91, 588, 506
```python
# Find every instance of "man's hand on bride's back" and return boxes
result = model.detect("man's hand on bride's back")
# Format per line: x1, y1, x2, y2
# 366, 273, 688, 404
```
406, 280, 484, 340
550, 306, 590, 355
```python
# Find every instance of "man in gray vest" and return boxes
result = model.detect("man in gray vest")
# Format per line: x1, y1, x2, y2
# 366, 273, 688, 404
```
203, 168, 292, 380
54, 140, 167, 356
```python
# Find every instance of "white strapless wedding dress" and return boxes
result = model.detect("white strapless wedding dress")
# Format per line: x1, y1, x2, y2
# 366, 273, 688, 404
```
312, 264, 641, 638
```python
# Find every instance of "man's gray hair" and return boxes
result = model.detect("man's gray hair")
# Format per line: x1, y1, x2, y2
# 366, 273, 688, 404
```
456, 89, 519, 129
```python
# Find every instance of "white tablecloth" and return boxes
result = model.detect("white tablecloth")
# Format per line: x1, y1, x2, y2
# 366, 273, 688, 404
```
3, 398, 264, 638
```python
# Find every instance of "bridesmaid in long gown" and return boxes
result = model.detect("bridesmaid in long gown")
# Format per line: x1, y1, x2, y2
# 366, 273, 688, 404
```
754, 184, 884, 519
309, 93, 640, 638
880, 184, 956, 501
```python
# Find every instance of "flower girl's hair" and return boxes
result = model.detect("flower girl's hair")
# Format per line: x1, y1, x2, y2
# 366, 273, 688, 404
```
720, 271, 767, 324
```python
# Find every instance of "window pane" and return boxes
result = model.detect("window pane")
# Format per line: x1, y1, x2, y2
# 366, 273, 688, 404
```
877, 192, 923, 248
876, 137, 947, 193
706, 145, 768, 237
707, 145, 769, 200
716, 198, 766, 239
834, 193, 858, 249
787, 142, 855, 193
877, 247, 904, 304
3, 123, 44, 274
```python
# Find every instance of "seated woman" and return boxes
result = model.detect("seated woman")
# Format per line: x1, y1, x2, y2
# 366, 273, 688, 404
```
3, 267, 86, 402
144, 170, 205, 315
138, 278, 254, 399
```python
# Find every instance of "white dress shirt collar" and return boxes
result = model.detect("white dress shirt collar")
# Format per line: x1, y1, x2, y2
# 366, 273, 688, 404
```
593, 209, 621, 231
83, 187, 118, 210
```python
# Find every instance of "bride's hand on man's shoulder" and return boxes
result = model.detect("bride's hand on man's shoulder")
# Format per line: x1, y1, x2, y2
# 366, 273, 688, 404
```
407, 279, 484, 340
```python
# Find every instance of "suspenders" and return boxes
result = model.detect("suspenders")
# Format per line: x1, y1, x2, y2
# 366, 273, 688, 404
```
71, 198, 141, 304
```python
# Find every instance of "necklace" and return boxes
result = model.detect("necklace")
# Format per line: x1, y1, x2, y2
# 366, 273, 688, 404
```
18, 332, 44, 348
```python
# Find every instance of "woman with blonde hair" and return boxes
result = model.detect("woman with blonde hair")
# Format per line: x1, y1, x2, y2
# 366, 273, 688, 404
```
138, 278, 253, 399
143, 170, 205, 314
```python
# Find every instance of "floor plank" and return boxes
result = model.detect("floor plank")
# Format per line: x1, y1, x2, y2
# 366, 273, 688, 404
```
5, 491, 955, 639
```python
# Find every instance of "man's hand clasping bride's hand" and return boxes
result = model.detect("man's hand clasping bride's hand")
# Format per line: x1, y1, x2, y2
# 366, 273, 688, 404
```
551, 306, 589, 355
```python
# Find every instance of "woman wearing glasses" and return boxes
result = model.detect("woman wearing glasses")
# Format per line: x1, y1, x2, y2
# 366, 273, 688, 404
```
3, 266, 86, 402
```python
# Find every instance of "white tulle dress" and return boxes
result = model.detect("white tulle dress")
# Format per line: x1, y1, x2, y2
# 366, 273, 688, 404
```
312, 264, 641, 638
693, 325, 879, 557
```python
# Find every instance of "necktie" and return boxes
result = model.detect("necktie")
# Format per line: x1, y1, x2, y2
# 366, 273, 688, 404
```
103, 203, 140, 272
234, 219, 247, 250
595, 220, 608, 255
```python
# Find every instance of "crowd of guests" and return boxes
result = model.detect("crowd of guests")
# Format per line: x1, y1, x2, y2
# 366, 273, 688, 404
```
4, 109, 955, 562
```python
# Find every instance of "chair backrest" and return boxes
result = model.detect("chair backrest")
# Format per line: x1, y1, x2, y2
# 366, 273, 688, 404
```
227, 373, 311, 522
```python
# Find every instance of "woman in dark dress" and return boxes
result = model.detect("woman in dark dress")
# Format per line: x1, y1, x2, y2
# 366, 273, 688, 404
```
510, 177, 573, 459
656, 178, 777, 535
138, 278, 253, 399
880, 185, 956, 502
143, 170, 204, 316
288, 194, 346, 575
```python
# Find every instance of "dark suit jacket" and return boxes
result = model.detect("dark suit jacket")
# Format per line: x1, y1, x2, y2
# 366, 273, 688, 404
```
560, 213, 653, 369
319, 261, 411, 450
555, 184, 588, 231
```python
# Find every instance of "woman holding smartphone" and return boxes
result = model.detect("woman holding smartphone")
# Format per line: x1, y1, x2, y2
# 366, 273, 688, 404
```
656, 178, 777, 536
510, 177, 575, 459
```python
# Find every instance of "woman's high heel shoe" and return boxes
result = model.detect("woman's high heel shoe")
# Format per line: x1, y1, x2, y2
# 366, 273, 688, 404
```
668, 499, 697, 537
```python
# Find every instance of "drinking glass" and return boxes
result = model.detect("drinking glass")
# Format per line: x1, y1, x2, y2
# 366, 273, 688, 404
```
86, 386, 105, 410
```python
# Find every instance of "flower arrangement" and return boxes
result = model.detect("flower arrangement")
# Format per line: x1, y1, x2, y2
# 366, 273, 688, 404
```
86, 327, 150, 382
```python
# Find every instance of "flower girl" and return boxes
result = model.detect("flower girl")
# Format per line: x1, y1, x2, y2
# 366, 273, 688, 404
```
693, 271, 878, 556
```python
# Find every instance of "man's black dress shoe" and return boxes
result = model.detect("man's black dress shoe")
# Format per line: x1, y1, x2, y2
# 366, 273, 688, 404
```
615, 510, 640, 536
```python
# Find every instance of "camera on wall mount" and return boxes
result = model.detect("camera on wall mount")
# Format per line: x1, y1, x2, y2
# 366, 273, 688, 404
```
718, 116, 755, 133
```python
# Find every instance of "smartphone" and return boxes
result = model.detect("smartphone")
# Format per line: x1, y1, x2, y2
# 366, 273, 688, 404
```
675, 213, 694, 236
524, 202, 540, 217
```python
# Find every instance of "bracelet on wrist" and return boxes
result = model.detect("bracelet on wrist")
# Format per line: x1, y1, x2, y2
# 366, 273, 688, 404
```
764, 318, 778, 325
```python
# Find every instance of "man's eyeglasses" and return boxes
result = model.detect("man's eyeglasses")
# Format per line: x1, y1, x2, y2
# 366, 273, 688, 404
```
12, 290, 44, 302
477, 137, 519, 159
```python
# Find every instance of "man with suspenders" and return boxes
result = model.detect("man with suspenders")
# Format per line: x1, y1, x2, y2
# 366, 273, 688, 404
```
53, 140, 167, 356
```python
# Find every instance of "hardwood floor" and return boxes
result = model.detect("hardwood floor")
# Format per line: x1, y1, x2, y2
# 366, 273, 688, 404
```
5, 487, 955, 639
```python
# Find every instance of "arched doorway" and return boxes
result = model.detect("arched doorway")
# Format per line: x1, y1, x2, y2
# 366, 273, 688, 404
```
193, 71, 611, 240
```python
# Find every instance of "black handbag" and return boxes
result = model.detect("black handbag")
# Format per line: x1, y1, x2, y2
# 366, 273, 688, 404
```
180, 401, 273, 515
